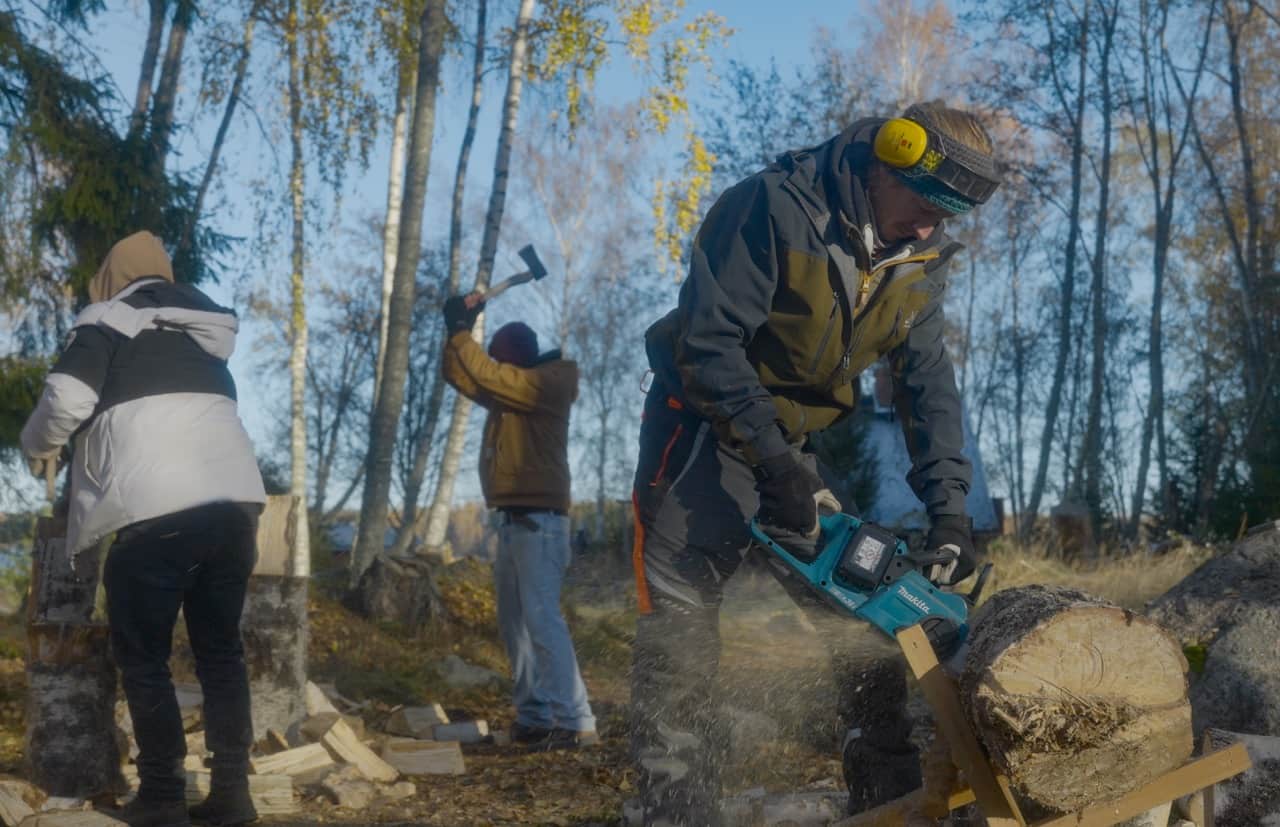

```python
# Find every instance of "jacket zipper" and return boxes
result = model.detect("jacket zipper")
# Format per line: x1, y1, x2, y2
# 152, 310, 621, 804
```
807, 292, 840, 375
828, 250, 941, 387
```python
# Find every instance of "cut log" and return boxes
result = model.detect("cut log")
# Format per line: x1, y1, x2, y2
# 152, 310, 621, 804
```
242, 497, 308, 738
319, 719, 398, 783
26, 518, 122, 800
381, 738, 465, 776
385, 704, 449, 738
249, 743, 335, 786
960, 585, 1193, 813
433, 720, 488, 744
0, 782, 33, 827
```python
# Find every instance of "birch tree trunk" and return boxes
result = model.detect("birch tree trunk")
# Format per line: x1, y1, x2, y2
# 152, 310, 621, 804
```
422, 0, 537, 556
286, 0, 311, 578
351, 0, 449, 580
373, 59, 416, 405
392, 0, 488, 559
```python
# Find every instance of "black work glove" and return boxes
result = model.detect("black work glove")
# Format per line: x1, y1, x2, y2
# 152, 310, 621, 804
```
754, 453, 839, 539
921, 515, 976, 586
443, 294, 483, 334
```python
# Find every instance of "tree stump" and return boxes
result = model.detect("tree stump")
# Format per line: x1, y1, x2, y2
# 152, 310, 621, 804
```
346, 554, 442, 629
959, 585, 1192, 813
242, 495, 308, 738
26, 515, 124, 798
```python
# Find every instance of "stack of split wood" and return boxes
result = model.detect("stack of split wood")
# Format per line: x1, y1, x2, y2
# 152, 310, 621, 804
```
107, 681, 481, 820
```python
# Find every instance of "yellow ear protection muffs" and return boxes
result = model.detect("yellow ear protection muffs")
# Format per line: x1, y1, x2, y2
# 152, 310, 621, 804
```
873, 114, 1000, 213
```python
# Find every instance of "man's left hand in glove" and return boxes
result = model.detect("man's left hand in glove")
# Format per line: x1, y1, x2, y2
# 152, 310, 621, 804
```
919, 515, 976, 586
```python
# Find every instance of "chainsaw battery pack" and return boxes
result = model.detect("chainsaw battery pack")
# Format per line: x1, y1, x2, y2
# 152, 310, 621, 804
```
833, 523, 902, 591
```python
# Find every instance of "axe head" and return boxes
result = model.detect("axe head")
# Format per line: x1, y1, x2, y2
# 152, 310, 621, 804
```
518, 245, 547, 281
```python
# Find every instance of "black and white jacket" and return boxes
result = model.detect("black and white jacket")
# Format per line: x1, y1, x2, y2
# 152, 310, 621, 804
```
21, 278, 266, 556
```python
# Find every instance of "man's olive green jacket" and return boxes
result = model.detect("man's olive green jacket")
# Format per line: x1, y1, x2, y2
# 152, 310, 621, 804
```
645, 118, 972, 519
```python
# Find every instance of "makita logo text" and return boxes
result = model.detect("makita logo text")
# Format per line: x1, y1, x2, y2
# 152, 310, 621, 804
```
897, 586, 931, 614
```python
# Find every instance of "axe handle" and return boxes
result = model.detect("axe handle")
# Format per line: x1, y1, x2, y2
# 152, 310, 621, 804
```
482, 270, 534, 301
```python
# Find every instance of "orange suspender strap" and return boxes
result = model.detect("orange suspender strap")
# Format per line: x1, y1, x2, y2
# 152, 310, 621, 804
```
631, 491, 652, 615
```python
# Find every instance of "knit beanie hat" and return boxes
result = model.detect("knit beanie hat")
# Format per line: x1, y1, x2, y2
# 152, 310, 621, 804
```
488, 322, 539, 367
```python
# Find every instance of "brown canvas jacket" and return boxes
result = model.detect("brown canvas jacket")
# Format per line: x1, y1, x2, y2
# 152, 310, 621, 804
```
441, 331, 577, 512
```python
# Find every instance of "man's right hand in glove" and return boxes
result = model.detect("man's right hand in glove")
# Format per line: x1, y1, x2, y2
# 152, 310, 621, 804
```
442, 293, 484, 334
754, 453, 840, 539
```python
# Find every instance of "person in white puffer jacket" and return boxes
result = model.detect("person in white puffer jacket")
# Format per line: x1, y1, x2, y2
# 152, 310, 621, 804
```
21, 231, 266, 827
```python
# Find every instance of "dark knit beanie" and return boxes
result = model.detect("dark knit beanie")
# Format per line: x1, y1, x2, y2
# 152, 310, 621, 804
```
488, 322, 539, 367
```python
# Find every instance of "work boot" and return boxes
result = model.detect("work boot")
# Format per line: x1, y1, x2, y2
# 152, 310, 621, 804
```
114, 797, 192, 827
188, 772, 256, 826
509, 720, 553, 744
842, 729, 921, 814
531, 727, 600, 752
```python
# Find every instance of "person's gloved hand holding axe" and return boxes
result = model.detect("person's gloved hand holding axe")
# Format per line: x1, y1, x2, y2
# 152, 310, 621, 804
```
753, 452, 841, 543
443, 292, 485, 334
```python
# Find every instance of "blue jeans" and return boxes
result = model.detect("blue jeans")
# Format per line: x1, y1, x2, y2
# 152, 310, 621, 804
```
494, 511, 595, 732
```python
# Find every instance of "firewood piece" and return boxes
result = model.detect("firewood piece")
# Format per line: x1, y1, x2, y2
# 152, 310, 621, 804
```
0, 783, 33, 827
380, 738, 465, 776
250, 743, 335, 786
385, 705, 449, 739
432, 721, 488, 744
319, 719, 398, 783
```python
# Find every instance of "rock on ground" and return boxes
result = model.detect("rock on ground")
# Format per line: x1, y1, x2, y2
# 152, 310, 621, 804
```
436, 655, 506, 690
1148, 521, 1280, 736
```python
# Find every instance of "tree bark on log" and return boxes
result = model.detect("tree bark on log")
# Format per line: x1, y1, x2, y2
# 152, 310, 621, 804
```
26, 516, 123, 798
242, 496, 308, 738
959, 585, 1192, 813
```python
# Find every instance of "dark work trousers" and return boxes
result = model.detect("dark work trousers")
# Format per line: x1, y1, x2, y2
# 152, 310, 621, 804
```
629, 388, 919, 826
103, 501, 259, 804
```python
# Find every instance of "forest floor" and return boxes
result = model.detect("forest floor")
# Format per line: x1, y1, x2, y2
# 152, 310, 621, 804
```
0, 536, 1213, 826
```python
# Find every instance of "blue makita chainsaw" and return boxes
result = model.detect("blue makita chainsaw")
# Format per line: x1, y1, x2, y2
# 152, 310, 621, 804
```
750, 512, 991, 663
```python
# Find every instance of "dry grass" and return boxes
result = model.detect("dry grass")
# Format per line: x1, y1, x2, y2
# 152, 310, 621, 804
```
975, 536, 1215, 610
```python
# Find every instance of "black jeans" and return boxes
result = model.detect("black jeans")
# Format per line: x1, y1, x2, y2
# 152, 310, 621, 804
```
103, 502, 259, 803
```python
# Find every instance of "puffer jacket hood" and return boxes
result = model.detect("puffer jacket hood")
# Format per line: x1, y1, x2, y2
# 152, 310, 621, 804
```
88, 231, 175, 304
74, 279, 239, 361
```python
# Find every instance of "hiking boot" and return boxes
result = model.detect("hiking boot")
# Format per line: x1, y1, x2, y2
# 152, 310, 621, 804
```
188, 777, 257, 826
509, 721, 553, 744
114, 797, 192, 827
532, 727, 600, 752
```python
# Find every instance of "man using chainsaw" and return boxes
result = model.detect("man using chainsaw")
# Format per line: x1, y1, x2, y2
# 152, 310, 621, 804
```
441, 297, 597, 751
630, 101, 1000, 825
20, 231, 266, 827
